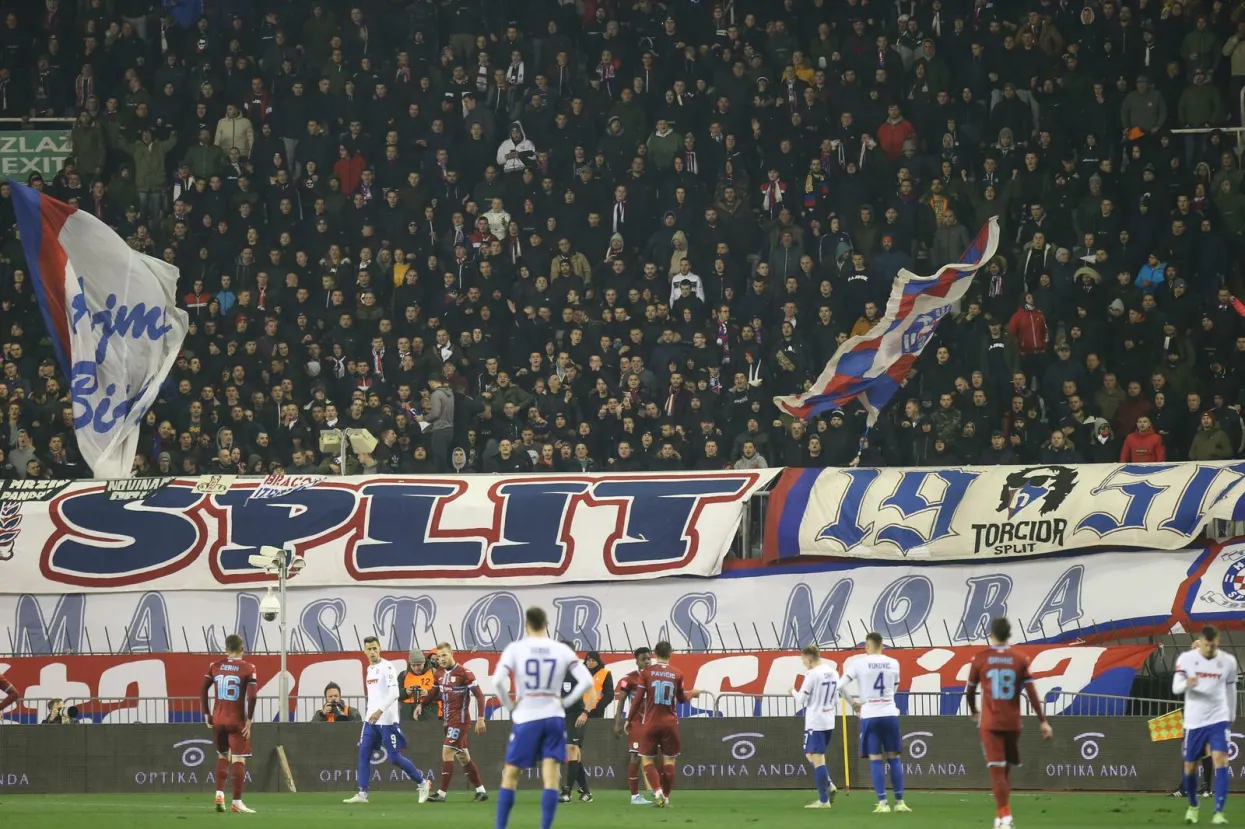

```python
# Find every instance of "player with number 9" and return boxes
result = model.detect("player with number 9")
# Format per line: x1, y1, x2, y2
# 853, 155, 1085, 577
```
965, 617, 1053, 829
202, 633, 258, 814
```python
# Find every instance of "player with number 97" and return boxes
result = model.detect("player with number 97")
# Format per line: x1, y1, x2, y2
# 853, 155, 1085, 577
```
965, 617, 1053, 829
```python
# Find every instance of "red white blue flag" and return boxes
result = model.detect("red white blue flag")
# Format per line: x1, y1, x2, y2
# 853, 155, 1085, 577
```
11, 183, 188, 478
775, 218, 1000, 424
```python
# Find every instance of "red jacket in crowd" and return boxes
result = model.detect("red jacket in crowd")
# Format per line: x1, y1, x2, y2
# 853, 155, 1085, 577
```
1120, 429, 1167, 463
1006, 306, 1049, 356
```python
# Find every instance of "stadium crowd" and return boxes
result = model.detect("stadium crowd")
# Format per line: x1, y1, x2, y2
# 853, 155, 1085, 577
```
0, 0, 1244, 477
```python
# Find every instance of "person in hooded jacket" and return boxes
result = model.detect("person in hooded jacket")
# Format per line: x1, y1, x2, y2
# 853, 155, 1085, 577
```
1086, 419, 1123, 463
496, 121, 536, 173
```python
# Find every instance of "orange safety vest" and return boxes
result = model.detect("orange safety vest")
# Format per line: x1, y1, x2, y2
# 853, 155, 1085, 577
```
583, 668, 609, 709
403, 669, 440, 716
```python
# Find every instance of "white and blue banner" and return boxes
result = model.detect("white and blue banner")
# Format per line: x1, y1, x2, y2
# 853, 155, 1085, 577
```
767, 462, 1245, 561
11, 183, 188, 479
0, 471, 778, 592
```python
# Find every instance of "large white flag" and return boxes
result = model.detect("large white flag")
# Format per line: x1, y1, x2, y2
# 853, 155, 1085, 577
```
11, 183, 189, 478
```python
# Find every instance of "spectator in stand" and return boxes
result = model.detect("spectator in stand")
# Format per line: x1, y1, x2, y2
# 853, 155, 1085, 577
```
0, 0, 1243, 478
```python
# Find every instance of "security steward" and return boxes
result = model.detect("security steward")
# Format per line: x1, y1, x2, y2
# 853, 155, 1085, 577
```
560, 650, 611, 803
398, 649, 439, 722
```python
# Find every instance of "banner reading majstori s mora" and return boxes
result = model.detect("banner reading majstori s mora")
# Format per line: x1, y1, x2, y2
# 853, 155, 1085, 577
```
767, 461, 1245, 560
0, 131, 71, 182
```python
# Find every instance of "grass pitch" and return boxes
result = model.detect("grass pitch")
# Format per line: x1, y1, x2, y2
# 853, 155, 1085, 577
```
0, 790, 1206, 829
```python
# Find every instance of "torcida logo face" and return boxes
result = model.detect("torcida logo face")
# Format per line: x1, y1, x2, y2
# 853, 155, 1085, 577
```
996, 466, 1078, 519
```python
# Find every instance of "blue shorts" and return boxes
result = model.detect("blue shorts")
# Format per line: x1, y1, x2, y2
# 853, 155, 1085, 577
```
505, 717, 567, 769
804, 728, 834, 755
859, 716, 902, 758
360, 722, 407, 755
1184, 722, 1230, 762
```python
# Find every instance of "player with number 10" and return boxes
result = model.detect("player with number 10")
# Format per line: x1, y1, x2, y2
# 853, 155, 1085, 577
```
965, 618, 1053, 829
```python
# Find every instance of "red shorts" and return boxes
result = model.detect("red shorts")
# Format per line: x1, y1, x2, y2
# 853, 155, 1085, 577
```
214, 723, 251, 758
981, 729, 1021, 768
636, 723, 681, 759
443, 723, 470, 752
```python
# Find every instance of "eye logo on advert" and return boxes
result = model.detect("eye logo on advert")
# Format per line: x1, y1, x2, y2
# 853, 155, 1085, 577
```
722, 733, 762, 760
175, 738, 213, 767
1228, 732, 1244, 762
1075, 732, 1104, 761
131, 738, 247, 787
1046, 731, 1137, 779
902, 731, 932, 760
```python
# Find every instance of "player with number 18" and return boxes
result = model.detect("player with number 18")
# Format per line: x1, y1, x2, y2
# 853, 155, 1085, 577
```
965, 618, 1053, 829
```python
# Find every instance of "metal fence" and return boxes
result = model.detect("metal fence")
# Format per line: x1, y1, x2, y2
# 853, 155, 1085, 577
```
10, 688, 1227, 725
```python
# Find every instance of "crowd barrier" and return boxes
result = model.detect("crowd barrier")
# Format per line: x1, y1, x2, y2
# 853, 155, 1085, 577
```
1, 717, 1241, 794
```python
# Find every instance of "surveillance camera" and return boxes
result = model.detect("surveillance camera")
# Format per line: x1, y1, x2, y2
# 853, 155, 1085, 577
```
259, 589, 280, 622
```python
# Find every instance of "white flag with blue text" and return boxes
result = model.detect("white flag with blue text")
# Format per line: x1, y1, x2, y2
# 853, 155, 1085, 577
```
11, 183, 189, 479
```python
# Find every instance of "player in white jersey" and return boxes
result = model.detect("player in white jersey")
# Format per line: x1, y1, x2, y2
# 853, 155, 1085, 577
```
343, 636, 432, 805
791, 645, 841, 809
1173, 625, 1238, 825
491, 607, 594, 829
841, 631, 910, 814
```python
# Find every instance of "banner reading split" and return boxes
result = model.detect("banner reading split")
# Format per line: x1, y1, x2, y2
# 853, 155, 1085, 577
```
767, 461, 1245, 560
0, 470, 779, 591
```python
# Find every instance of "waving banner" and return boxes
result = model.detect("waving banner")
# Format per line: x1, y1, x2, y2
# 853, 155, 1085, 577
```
11, 183, 188, 479
775, 218, 999, 423
0, 471, 777, 592
767, 462, 1245, 560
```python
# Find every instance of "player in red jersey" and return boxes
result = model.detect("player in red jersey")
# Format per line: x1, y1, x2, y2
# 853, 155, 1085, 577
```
614, 646, 654, 804
0, 671, 20, 717
415, 642, 488, 802
201, 634, 259, 814
965, 618, 1053, 829
625, 640, 703, 808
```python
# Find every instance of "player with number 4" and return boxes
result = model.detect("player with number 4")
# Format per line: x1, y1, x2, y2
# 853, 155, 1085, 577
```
842, 632, 911, 814
202, 634, 259, 814
965, 618, 1053, 829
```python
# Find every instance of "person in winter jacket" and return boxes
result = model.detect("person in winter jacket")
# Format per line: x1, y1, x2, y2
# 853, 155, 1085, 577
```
496, 121, 536, 173
1120, 75, 1167, 135
1189, 411, 1234, 461
1038, 429, 1082, 463
1006, 292, 1049, 362
1134, 252, 1167, 295
645, 119, 680, 171
1085, 419, 1122, 463
214, 104, 254, 156
1120, 415, 1167, 462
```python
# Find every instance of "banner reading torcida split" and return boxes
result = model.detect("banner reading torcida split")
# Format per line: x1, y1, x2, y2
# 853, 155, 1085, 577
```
767, 461, 1245, 561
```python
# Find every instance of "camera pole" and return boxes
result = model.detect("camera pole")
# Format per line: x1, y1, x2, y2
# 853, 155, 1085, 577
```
279, 555, 289, 725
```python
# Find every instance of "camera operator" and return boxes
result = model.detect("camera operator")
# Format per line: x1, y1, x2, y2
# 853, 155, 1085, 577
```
313, 682, 360, 722
43, 699, 76, 724
398, 649, 439, 722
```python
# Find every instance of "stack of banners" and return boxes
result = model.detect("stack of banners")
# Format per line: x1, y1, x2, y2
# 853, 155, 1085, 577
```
766, 461, 1245, 560
0, 646, 1155, 724
0, 471, 778, 586
3, 719, 1244, 793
